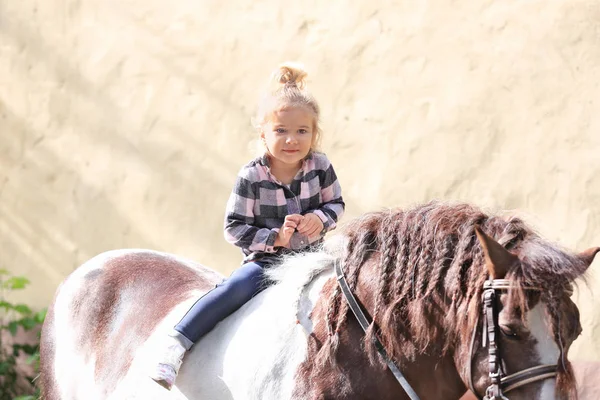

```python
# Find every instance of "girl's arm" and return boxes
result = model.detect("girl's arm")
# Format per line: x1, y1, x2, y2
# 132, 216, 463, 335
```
224, 175, 280, 253
288, 159, 345, 250
310, 160, 345, 233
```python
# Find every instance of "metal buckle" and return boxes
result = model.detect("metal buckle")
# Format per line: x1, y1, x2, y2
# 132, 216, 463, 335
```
484, 383, 509, 400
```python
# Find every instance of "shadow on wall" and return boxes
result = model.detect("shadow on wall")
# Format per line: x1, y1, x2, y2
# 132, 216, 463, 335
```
0, 101, 130, 279
0, 11, 254, 307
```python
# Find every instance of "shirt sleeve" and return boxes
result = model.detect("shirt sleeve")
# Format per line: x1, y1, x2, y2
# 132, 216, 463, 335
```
310, 160, 345, 234
223, 174, 279, 253
288, 231, 311, 250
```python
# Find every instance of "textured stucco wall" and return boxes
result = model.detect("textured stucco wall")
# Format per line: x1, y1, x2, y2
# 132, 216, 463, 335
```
1, 0, 599, 361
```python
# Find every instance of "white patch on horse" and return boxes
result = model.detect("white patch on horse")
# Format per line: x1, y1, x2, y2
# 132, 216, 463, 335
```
110, 250, 336, 399
183, 251, 334, 399
527, 303, 560, 400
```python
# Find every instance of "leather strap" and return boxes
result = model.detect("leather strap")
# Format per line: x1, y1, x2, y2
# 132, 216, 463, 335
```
501, 364, 557, 393
335, 260, 421, 400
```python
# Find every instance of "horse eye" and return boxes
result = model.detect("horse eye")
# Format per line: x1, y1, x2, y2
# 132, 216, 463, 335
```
500, 326, 521, 340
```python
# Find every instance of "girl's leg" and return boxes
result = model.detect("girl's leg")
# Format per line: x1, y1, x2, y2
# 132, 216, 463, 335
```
151, 261, 267, 390
172, 260, 267, 348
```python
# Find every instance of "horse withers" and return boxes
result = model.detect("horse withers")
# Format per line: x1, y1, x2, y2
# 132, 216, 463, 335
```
39, 202, 598, 399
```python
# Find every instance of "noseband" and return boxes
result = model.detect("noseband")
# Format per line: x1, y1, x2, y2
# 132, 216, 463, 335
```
335, 261, 558, 400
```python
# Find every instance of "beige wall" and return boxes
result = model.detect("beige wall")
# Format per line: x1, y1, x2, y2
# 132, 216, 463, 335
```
1, 0, 599, 360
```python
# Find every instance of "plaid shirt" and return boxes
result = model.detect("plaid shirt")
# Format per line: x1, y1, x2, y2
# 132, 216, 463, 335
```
224, 151, 345, 264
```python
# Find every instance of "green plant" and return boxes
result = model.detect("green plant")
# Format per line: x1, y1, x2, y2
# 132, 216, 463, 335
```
0, 269, 46, 400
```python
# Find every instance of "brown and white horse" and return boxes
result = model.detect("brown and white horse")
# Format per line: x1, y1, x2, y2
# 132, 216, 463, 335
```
39, 202, 598, 399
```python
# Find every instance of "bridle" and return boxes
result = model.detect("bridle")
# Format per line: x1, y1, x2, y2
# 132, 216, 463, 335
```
466, 279, 557, 399
334, 260, 559, 400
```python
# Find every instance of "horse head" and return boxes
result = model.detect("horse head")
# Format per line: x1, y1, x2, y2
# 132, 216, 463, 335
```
460, 227, 598, 399
309, 203, 597, 400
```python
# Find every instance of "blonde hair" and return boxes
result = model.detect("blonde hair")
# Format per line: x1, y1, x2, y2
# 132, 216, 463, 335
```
253, 62, 322, 154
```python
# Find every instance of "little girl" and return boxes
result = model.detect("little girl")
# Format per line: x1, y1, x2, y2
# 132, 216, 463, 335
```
151, 62, 345, 390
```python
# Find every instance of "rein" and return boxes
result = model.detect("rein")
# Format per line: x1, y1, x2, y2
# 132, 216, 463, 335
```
334, 260, 421, 400
334, 261, 558, 400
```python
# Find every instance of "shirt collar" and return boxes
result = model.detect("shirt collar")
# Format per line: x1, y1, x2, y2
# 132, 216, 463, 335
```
259, 151, 314, 169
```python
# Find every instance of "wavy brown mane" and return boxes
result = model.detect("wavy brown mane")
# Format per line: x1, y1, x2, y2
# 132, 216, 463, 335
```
319, 201, 588, 397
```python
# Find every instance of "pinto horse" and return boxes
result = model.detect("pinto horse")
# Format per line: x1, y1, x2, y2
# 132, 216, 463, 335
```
39, 202, 598, 399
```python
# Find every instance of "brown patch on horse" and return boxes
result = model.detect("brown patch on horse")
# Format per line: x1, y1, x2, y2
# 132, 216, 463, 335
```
292, 265, 466, 399
39, 296, 61, 400
295, 201, 591, 398
69, 251, 218, 396
292, 278, 402, 399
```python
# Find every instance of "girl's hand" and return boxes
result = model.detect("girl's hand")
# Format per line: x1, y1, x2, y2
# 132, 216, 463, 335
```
274, 214, 303, 248
296, 213, 324, 239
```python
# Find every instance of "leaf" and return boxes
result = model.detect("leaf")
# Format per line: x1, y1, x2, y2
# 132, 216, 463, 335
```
0, 300, 13, 310
17, 344, 38, 355
0, 359, 15, 373
26, 353, 40, 364
34, 308, 47, 323
14, 396, 36, 400
3, 276, 30, 290
19, 317, 37, 330
8, 321, 18, 335
14, 303, 32, 315
0, 268, 9, 275
12, 343, 37, 356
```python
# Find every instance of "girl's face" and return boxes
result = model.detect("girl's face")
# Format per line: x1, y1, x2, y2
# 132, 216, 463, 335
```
261, 107, 315, 170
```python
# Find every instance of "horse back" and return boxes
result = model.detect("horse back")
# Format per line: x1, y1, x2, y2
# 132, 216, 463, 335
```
39, 249, 223, 400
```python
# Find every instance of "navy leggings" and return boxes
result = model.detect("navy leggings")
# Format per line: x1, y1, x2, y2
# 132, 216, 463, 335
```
174, 261, 268, 346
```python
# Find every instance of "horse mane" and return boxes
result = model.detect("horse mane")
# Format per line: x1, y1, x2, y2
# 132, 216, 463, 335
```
263, 250, 336, 287
316, 201, 588, 397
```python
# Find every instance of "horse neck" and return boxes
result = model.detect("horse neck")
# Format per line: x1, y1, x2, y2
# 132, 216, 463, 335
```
350, 260, 468, 399
335, 317, 468, 399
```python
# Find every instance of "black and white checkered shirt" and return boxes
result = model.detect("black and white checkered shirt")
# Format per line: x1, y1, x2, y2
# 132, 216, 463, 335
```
224, 151, 345, 264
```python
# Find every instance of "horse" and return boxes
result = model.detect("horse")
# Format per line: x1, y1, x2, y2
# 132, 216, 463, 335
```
39, 201, 598, 400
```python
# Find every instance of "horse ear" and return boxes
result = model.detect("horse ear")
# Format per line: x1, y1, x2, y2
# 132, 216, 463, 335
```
474, 225, 519, 279
579, 247, 600, 269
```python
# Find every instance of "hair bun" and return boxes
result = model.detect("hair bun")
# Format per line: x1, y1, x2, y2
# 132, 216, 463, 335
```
273, 62, 308, 89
